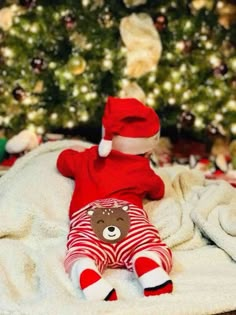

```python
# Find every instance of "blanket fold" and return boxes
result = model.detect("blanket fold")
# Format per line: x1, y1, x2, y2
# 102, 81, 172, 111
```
0, 139, 236, 315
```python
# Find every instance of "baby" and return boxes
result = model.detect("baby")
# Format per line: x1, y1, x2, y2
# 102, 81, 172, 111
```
57, 96, 173, 301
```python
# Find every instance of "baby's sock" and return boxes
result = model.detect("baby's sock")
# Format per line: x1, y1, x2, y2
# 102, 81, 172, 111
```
133, 255, 173, 296
70, 258, 117, 301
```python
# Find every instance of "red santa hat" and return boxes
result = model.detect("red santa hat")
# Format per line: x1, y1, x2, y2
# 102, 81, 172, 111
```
98, 96, 161, 157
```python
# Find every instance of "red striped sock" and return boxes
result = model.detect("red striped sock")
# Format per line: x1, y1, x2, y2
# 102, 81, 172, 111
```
80, 269, 117, 301
134, 256, 173, 296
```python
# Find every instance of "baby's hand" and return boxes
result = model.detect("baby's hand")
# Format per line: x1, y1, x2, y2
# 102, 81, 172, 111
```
70, 145, 86, 152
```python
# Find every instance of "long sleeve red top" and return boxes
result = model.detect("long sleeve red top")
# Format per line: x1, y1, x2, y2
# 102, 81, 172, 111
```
57, 145, 165, 219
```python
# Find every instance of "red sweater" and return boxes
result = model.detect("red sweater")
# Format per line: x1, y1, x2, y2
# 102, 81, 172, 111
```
57, 146, 165, 219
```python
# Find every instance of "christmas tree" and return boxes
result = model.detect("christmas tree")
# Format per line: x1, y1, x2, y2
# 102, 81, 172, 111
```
0, 0, 235, 143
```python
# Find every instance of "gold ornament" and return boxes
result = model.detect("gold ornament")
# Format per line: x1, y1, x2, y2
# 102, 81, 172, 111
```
0, 6, 15, 31
191, 0, 214, 11
69, 32, 88, 50
68, 56, 86, 75
120, 13, 162, 78
33, 80, 44, 94
123, 0, 147, 8
217, 1, 236, 28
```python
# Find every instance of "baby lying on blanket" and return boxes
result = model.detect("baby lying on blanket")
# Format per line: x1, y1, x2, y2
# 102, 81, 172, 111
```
56, 96, 173, 301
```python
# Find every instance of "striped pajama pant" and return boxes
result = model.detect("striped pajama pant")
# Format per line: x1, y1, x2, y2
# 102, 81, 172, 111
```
64, 198, 172, 275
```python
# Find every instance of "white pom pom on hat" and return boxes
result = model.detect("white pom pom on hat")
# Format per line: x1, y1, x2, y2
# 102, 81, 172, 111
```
98, 96, 160, 157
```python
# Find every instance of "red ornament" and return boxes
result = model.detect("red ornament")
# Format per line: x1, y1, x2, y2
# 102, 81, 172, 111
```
179, 111, 195, 128
31, 57, 44, 73
154, 15, 168, 32
12, 86, 26, 101
62, 14, 76, 30
206, 123, 220, 137
183, 40, 193, 53
213, 63, 228, 76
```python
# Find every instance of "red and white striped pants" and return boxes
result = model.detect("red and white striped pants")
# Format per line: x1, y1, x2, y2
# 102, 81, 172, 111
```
64, 198, 172, 274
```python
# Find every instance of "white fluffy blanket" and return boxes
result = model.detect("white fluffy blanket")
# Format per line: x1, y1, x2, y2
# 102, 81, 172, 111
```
0, 139, 236, 315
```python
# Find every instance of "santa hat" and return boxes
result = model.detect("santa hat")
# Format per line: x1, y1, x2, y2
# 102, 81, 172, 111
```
98, 96, 160, 157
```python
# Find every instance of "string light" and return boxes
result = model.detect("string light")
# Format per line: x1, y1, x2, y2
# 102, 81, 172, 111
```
163, 81, 172, 91
215, 113, 223, 122
80, 85, 88, 93
153, 88, 160, 95
36, 126, 45, 134
226, 100, 236, 110
194, 117, 204, 128
196, 103, 206, 113
231, 123, 236, 134
168, 97, 176, 105
66, 121, 74, 128
50, 113, 58, 121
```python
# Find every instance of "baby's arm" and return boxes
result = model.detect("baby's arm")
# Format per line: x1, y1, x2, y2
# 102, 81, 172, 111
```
146, 172, 165, 200
56, 147, 84, 178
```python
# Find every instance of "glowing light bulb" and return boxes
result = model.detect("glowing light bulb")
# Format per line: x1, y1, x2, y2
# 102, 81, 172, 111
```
103, 59, 113, 69
69, 106, 76, 112
163, 81, 172, 91
215, 113, 223, 121
121, 79, 129, 87
27, 111, 36, 120
36, 6, 43, 12
50, 113, 58, 120
66, 121, 74, 128
214, 89, 222, 98
30, 24, 39, 33
63, 71, 73, 80
176, 41, 185, 51
82, 0, 90, 6
181, 104, 188, 110
171, 71, 180, 80
148, 75, 156, 84
146, 96, 155, 106
209, 55, 221, 67
175, 83, 182, 91
184, 20, 192, 30
168, 97, 176, 105
36, 126, 44, 134
49, 62, 57, 69
81, 85, 88, 93
27, 38, 34, 44
183, 90, 191, 100
196, 104, 206, 113
73, 87, 79, 97
230, 58, 236, 71
80, 112, 89, 122
231, 123, 236, 134
166, 53, 174, 60
205, 41, 213, 49
226, 100, 236, 110
2, 47, 14, 58
195, 117, 204, 128
180, 64, 187, 73
154, 88, 160, 95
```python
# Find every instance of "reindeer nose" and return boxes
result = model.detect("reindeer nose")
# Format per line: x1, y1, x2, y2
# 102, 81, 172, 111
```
108, 226, 115, 232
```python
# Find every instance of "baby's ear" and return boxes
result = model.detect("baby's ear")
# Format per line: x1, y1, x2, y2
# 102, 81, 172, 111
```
122, 205, 129, 212
87, 209, 94, 216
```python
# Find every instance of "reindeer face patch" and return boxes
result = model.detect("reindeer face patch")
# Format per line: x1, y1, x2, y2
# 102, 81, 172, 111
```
87, 205, 130, 244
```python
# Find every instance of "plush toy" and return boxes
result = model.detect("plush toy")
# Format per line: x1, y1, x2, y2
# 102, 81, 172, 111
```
229, 140, 236, 170
1, 129, 40, 167
57, 97, 173, 301
210, 136, 231, 173
6, 129, 40, 155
